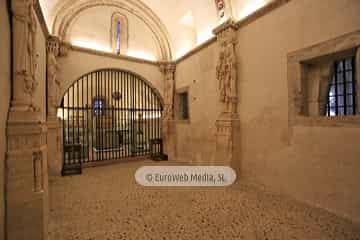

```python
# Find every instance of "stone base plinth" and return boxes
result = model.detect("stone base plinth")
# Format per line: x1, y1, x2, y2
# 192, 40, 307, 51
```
47, 118, 62, 176
215, 118, 240, 174
162, 120, 176, 161
6, 117, 48, 240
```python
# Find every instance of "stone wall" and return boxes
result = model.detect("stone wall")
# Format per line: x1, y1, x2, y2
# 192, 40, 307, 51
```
236, 0, 360, 222
0, 0, 11, 238
174, 42, 220, 164
174, 0, 360, 223
56, 48, 164, 105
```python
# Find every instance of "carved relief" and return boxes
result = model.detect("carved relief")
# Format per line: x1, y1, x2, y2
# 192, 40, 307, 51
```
11, 0, 39, 110
213, 20, 240, 166
215, 0, 226, 19
47, 36, 61, 116
215, 24, 238, 116
215, 120, 235, 163
160, 64, 176, 121
33, 150, 43, 192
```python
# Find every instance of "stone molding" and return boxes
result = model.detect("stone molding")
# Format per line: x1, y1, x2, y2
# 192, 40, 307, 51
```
67, 42, 160, 66
234, 0, 291, 29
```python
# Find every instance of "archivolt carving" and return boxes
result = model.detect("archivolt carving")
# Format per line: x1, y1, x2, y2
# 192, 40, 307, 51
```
51, 0, 173, 60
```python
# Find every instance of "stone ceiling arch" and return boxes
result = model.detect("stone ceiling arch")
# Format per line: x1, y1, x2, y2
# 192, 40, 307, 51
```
51, 0, 173, 61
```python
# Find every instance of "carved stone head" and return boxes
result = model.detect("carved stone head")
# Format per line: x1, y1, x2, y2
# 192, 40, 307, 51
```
215, 0, 225, 18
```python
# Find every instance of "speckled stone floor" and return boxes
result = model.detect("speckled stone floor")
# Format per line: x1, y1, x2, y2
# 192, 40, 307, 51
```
49, 160, 360, 240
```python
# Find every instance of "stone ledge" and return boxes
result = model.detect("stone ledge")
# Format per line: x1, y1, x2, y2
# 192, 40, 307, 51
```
294, 116, 360, 128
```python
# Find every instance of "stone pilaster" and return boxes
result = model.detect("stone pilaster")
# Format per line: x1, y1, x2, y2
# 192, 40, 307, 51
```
6, 1, 49, 239
46, 36, 64, 176
159, 63, 176, 160
213, 19, 240, 171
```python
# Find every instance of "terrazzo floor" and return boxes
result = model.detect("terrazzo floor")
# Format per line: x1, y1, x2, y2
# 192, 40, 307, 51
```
49, 160, 360, 240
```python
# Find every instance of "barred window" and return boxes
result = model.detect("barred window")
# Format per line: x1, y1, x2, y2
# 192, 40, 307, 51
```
325, 57, 357, 116
179, 92, 189, 120
93, 98, 105, 116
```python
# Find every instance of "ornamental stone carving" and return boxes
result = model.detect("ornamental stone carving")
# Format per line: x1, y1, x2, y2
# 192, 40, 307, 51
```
215, 0, 226, 19
47, 36, 61, 117
160, 63, 176, 121
11, 0, 39, 111
214, 0, 234, 21
212, 19, 240, 168
214, 19, 238, 117
33, 150, 43, 192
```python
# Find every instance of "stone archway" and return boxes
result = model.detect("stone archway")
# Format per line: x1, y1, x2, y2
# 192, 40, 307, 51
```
57, 68, 164, 175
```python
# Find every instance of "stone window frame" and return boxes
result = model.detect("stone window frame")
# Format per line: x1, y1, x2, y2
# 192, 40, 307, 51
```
288, 30, 360, 129
175, 86, 191, 124
110, 12, 129, 55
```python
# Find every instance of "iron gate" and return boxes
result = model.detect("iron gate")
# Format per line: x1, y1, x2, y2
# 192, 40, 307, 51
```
60, 69, 163, 173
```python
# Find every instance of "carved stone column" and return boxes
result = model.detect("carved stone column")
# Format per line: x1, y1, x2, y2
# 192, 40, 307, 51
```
46, 36, 64, 176
160, 63, 176, 160
6, 1, 49, 239
213, 19, 240, 171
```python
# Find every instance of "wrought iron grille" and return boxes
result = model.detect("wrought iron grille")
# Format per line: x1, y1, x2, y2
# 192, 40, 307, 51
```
326, 57, 357, 116
60, 69, 163, 172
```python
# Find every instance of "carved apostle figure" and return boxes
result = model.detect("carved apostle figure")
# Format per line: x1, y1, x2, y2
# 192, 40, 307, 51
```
46, 36, 61, 116
48, 52, 60, 107
216, 37, 237, 112
217, 51, 226, 102
161, 64, 175, 121
12, 0, 38, 109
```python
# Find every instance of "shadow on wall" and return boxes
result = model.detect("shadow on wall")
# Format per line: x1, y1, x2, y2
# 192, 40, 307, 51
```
0, 0, 12, 238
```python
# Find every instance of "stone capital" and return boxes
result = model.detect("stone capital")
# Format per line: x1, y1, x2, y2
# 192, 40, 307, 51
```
159, 63, 176, 76
47, 36, 60, 56
212, 18, 237, 36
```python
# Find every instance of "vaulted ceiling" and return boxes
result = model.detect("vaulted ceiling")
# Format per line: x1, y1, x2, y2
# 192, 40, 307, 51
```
39, 0, 271, 61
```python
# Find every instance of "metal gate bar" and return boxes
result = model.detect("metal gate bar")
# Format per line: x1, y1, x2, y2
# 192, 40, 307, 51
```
60, 69, 163, 174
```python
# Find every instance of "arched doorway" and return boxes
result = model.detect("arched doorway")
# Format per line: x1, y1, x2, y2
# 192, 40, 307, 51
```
59, 69, 163, 174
